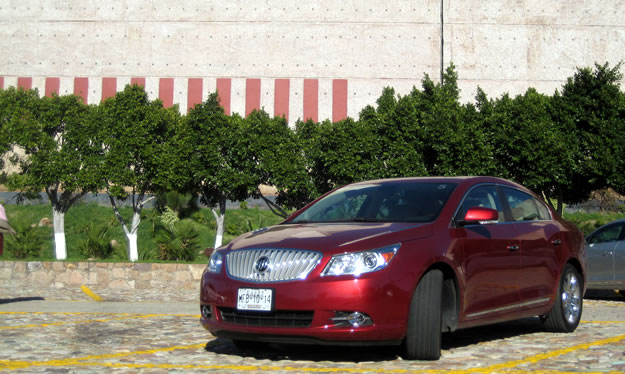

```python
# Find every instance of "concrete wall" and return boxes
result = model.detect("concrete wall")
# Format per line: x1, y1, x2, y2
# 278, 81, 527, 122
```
1, 0, 624, 124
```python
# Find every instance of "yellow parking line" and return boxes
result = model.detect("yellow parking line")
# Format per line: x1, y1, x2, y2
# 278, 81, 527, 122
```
0, 343, 206, 371
581, 320, 625, 324
3, 359, 622, 374
472, 333, 625, 373
0, 311, 200, 318
80, 285, 102, 301
0, 319, 623, 372
0, 311, 92, 316
2, 331, 624, 373
0, 313, 195, 330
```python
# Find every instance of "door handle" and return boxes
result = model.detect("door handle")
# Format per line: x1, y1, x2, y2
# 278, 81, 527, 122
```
551, 239, 562, 246
507, 244, 520, 252
603, 251, 613, 256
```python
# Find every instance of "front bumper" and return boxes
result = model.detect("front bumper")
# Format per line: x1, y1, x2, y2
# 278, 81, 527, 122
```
199, 267, 412, 344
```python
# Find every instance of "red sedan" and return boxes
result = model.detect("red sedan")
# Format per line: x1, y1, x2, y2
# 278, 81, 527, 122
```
200, 177, 586, 360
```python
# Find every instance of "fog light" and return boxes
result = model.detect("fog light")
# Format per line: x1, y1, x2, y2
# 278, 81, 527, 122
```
201, 305, 212, 319
347, 312, 368, 327
331, 311, 373, 328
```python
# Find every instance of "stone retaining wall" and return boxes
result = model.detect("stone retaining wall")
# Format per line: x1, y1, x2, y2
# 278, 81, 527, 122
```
0, 260, 206, 302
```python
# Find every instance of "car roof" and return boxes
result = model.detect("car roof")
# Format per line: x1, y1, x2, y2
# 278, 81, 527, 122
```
592, 218, 625, 231
349, 176, 521, 188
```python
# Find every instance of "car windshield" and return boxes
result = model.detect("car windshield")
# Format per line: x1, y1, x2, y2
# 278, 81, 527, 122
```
289, 182, 457, 224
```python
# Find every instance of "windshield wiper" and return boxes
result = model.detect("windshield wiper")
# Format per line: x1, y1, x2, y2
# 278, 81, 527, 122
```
343, 217, 384, 222
286, 219, 314, 224
287, 217, 386, 224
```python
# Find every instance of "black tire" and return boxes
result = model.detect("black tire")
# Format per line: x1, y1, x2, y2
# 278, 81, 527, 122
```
543, 264, 583, 332
405, 269, 443, 360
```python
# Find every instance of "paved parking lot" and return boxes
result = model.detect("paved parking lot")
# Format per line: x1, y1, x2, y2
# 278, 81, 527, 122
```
1, 291, 625, 373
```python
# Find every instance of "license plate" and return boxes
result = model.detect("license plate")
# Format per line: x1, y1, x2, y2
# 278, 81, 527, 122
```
237, 288, 273, 311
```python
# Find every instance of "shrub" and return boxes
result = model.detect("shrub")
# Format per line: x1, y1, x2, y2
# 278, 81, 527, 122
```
160, 206, 179, 229
78, 223, 114, 259
5, 217, 50, 259
155, 220, 201, 261
155, 191, 198, 218
565, 211, 625, 236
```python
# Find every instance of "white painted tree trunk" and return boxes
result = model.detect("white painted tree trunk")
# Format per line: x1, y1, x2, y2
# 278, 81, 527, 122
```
52, 208, 67, 260
212, 208, 225, 248
124, 211, 141, 262
126, 231, 138, 262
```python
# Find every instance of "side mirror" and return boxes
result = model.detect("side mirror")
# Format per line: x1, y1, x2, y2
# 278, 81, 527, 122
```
585, 235, 596, 245
457, 207, 499, 226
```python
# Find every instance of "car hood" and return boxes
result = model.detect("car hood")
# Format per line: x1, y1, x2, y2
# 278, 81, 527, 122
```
226, 222, 431, 253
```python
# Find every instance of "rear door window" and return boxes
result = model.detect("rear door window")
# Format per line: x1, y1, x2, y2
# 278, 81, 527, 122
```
502, 187, 545, 221
588, 223, 625, 244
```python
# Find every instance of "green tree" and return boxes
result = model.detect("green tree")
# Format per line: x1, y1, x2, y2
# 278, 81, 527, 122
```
477, 88, 576, 214
177, 93, 252, 248
2, 88, 98, 259
358, 87, 427, 179
551, 62, 625, 206
94, 84, 179, 261
0, 87, 37, 172
239, 110, 315, 216
296, 117, 384, 194
414, 65, 495, 176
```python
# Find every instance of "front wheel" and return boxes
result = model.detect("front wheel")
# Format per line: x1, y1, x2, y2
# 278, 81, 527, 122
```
543, 264, 583, 332
404, 269, 443, 360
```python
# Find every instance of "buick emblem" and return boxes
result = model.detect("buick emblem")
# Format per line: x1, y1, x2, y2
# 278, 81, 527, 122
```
255, 256, 270, 273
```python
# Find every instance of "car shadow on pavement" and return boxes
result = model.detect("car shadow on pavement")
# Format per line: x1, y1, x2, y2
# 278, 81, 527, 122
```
0, 296, 45, 304
204, 317, 546, 362
205, 338, 400, 362
441, 317, 546, 350
584, 289, 624, 301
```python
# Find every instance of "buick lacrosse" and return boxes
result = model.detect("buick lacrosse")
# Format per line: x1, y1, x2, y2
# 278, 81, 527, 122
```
200, 177, 585, 360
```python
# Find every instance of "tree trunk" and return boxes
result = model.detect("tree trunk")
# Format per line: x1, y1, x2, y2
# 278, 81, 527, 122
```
557, 188, 564, 216
211, 197, 227, 248
126, 231, 139, 262
125, 211, 141, 262
52, 208, 67, 260
109, 194, 143, 262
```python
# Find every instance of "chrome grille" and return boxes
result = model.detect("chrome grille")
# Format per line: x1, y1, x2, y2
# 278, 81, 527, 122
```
226, 248, 322, 282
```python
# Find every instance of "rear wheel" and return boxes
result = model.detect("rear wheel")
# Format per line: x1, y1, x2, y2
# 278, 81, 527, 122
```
543, 264, 583, 332
405, 269, 443, 360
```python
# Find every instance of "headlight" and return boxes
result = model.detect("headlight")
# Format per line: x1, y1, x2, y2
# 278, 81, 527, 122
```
321, 244, 400, 277
207, 251, 223, 273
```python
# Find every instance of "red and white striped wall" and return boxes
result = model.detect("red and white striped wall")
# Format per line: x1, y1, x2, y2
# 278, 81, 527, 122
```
0, 76, 350, 125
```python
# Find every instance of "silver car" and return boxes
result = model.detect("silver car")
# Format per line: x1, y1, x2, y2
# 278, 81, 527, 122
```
585, 219, 625, 292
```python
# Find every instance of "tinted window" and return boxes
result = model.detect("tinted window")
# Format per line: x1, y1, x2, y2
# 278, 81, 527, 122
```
588, 223, 624, 244
290, 182, 457, 223
503, 187, 541, 221
457, 185, 504, 223
535, 199, 552, 220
